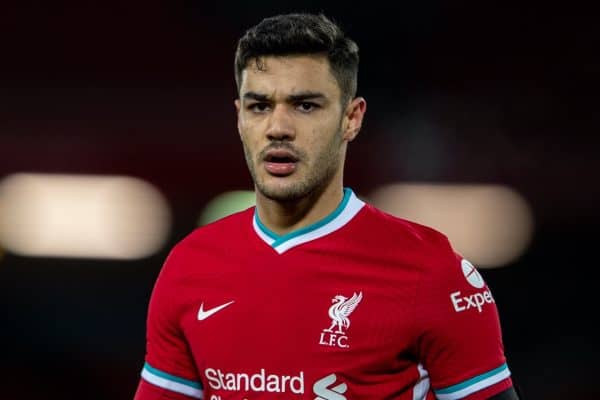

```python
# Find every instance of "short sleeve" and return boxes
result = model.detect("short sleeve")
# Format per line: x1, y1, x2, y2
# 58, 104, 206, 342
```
134, 247, 204, 400
414, 244, 514, 400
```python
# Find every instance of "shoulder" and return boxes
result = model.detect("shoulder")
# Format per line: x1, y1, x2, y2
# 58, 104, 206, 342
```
357, 202, 455, 260
159, 207, 255, 276
179, 206, 255, 248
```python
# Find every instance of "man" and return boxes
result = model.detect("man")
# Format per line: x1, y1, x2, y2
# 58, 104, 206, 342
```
134, 13, 519, 400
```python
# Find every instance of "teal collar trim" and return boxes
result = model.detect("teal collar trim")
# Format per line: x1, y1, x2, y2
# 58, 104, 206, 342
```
253, 188, 364, 254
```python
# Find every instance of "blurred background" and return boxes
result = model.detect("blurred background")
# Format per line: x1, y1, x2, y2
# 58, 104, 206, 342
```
0, 1, 597, 399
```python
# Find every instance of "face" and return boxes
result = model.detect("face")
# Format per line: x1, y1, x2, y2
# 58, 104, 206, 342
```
235, 55, 365, 202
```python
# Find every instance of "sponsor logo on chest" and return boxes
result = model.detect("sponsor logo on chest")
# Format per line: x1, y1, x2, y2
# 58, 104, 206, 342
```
205, 369, 348, 400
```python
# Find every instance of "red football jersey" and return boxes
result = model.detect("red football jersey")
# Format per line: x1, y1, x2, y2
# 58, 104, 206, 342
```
134, 188, 513, 400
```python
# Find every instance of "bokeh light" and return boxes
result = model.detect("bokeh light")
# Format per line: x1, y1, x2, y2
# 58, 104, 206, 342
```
198, 190, 256, 226
0, 173, 172, 259
368, 183, 534, 268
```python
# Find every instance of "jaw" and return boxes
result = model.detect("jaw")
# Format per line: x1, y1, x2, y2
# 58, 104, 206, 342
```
254, 170, 308, 202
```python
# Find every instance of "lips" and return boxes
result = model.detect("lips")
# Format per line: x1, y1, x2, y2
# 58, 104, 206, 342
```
263, 148, 299, 176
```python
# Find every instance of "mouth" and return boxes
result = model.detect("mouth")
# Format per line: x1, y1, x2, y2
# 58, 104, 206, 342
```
263, 149, 299, 176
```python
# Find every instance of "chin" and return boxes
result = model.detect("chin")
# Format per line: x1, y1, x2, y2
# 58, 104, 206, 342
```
257, 179, 310, 202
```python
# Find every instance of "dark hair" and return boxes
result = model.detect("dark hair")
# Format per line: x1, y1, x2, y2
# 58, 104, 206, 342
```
234, 13, 359, 105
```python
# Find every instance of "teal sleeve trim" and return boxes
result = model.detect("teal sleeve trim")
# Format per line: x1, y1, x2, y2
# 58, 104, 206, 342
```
143, 362, 202, 389
435, 363, 508, 395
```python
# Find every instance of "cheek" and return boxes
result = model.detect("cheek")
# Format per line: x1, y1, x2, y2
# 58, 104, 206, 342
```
238, 120, 253, 141
309, 121, 342, 151
239, 118, 262, 143
240, 131, 261, 158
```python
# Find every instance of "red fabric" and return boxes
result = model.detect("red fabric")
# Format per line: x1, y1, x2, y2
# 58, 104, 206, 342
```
135, 198, 515, 399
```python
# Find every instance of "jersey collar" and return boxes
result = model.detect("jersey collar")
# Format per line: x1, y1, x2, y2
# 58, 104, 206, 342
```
253, 187, 365, 254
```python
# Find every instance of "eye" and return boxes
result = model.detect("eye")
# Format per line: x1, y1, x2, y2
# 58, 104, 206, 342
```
296, 102, 319, 113
248, 102, 270, 113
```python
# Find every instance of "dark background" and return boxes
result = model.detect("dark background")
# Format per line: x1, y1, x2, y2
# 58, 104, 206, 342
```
1, 1, 598, 399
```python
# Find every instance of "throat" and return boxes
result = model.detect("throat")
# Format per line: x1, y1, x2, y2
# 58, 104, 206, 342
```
255, 185, 345, 236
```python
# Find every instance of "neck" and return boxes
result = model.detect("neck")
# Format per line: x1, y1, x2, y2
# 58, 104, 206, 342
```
255, 183, 345, 236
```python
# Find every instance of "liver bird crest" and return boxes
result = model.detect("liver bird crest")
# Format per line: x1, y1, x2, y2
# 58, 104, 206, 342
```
324, 292, 363, 334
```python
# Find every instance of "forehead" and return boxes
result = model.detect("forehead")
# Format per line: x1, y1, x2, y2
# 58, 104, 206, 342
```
239, 55, 340, 99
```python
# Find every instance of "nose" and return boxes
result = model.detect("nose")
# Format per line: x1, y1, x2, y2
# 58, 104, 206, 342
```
265, 105, 295, 141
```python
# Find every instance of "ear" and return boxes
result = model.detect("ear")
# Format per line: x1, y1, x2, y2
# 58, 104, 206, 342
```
342, 97, 367, 142
234, 99, 242, 136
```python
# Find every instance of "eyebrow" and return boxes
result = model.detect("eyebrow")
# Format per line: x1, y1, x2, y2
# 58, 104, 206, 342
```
243, 91, 327, 103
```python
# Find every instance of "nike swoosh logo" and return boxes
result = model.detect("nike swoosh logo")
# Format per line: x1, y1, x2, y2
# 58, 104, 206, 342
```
197, 300, 235, 321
